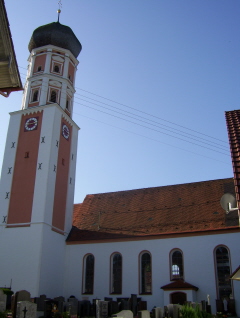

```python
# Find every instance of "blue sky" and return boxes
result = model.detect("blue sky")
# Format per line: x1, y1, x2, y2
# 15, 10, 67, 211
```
2, 0, 240, 203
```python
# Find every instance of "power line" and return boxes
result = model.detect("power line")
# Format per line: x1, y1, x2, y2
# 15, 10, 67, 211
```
18, 67, 228, 146
18, 70, 230, 158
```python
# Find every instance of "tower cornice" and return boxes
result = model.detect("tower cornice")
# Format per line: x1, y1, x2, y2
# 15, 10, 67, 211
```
11, 103, 80, 130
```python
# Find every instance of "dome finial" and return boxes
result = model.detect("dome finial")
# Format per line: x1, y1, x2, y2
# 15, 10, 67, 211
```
57, 0, 62, 22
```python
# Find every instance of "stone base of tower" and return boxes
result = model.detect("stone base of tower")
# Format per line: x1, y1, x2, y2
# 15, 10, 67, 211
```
0, 223, 67, 297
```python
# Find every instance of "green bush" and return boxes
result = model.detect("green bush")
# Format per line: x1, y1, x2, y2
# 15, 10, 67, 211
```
181, 304, 212, 318
181, 305, 196, 318
0, 289, 13, 296
0, 312, 7, 318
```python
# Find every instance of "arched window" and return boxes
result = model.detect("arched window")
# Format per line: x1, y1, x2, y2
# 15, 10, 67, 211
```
215, 246, 233, 299
170, 249, 184, 280
32, 89, 39, 102
140, 251, 152, 294
50, 90, 57, 103
82, 254, 94, 294
111, 253, 122, 294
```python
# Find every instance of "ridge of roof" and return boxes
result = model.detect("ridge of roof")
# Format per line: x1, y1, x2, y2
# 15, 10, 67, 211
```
78, 177, 234, 200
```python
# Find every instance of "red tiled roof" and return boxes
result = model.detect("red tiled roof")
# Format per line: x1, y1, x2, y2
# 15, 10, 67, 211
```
225, 110, 240, 208
161, 280, 198, 291
67, 178, 239, 243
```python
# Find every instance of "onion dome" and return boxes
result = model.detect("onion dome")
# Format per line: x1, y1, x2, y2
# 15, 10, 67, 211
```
28, 22, 82, 58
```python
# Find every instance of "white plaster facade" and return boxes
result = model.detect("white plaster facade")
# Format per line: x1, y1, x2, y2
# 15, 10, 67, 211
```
64, 232, 240, 314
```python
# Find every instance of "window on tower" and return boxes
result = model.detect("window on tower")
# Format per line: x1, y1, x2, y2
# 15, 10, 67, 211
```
51, 61, 63, 75
32, 90, 39, 102
30, 88, 40, 104
49, 90, 58, 103
66, 97, 71, 112
54, 65, 60, 73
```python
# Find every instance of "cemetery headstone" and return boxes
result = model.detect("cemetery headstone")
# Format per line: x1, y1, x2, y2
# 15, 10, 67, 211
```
78, 300, 91, 317
34, 295, 46, 312
16, 301, 37, 318
68, 297, 78, 316
206, 305, 211, 315
164, 306, 168, 318
112, 310, 133, 318
137, 301, 147, 311
44, 300, 59, 318
201, 301, 206, 312
152, 307, 163, 318
130, 295, 137, 316
173, 305, 181, 318
108, 301, 119, 316
0, 290, 7, 312
99, 301, 108, 318
13, 291, 31, 318
120, 300, 130, 311
137, 310, 150, 318
167, 304, 173, 318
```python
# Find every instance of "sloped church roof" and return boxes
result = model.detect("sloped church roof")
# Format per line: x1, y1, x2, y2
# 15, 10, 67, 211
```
67, 177, 239, 243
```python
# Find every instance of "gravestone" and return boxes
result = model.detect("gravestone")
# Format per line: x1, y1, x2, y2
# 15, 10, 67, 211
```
108, 301, 119, 316
137, 301, 147, 311
99, 301, 108, 318
201, 301, 206, 311
0, 290, 7, 312
152, 307, 163, 318
167, 304, 173, 318
138, 310, 150, 318
12, 291, 31, 318
120, 300, 130, 311
34, 295, 46, 312
44, 300, 59, 318
68, 297, 78, 316
16, 301, 37, 318
112, 310, 133, 318
78, 300, 90, 317
164, 306, 168, 318
206, 305, 211, 315
130, 295, 137, 316
173, 305, 181, 318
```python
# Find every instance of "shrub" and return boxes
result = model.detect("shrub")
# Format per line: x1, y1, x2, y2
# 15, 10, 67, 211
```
181, 305, 196, 318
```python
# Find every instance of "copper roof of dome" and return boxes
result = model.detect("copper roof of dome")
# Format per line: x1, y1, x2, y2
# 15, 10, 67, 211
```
28, 22, 82, 58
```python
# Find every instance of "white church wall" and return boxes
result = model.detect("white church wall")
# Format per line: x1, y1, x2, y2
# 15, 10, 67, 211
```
64, 231, 240, 314
65, 122, 79, 234
0, 112, 21, 222
38, 224, 68, 297
0, 224, 43, 294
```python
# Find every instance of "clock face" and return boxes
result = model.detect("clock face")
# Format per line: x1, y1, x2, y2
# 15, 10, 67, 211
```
62, 124, 70, 140
25, 117, 38, 131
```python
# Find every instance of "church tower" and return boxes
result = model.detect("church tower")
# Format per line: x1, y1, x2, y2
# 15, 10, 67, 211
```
0, 21, 81, 296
